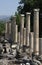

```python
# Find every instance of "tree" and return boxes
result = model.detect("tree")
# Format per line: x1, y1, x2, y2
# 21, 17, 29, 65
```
17, 0, 42, 37
0, 22, 5, 35
17, 0, 42, 14
15, 12, 20, 31
10, 12, 20, 32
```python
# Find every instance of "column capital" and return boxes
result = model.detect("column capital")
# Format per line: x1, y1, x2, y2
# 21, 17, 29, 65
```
34, 9, 40, 12
26, 12, 31, 15
20, 14, 24, 17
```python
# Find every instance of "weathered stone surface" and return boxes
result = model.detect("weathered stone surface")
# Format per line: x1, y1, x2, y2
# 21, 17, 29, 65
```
29, 32, 34, 53
18, 32, 20, 46
14, 25, 18, 43
5, 22, 9, 39
33, 9, 40, 55
20, 14, 24, 46
11, 16, 16, 43
26, 13, 31, 46
39, 38, 42, 55
9, 22, 11, 34
23, 28, 26, 45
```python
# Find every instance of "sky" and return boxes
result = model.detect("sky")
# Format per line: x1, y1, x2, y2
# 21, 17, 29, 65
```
0, 0, 19, 16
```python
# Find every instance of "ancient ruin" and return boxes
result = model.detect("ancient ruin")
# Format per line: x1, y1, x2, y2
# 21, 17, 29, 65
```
0, 9, 42, 65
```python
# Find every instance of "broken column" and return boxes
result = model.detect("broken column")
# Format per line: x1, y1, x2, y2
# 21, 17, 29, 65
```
20, 14, 24, 47
33, 9, 40, 55
23, 28, 26, 45
26, 13, 31, 46
29, 32, 34, 53
11, 16, 16, 43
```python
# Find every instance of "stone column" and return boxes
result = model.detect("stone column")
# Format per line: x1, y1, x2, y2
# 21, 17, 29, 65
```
17, 32, 20, 49
20, 14, 24, 47
9, 22, 11, 34
23, 28, 26, 45
11, 16, 16, 43
33, 9, 40, 55
29, 32, 34, 53
14, 25, 18, 43
26, 13, 31, 46
39, 38, 42, 55
5, 22, 9, 39
8, 22, 11, 39
18, 32, 20, 46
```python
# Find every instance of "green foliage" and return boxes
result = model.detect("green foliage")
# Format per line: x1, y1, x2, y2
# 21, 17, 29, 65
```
10, 16, 14, 21
17, 0, 42, 37
15, 12, 20, 25
10, 12, 20, 32
17, 0, 42, 13
0, 22, 5, 35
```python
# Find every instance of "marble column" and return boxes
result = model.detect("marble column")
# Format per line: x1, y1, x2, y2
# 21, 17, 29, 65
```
39, 38, 42, 55
14, 25, 18, 43
9, 22, 11, 35
17, 32, 20, 49
11, 16, 16, 43
20, 14, 24, 47
8, 22, 11, 39
5, 22, 9, 39
33, 9, 40, 55
23, 28, 26, 45
26, 13, 31, 46
29, 32, 34, 53
18, 32, 20, 46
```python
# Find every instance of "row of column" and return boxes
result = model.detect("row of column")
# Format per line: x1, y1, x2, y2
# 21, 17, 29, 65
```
5, 9, 41, 55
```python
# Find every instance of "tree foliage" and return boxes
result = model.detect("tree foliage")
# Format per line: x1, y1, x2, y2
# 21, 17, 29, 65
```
17, 0, 42, 37
10, 12, 20, 32
17, 0, 42, 14
0, 22, 5, 35
15, 12, 20, 31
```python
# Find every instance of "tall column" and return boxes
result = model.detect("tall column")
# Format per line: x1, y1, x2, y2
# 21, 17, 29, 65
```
23, 28, 26, 45
33, 9, 40, 55
18, 32, 20, 46
20, 14, 24, 47
39, 38, 42, 55
29, 32, 34, 53
11, 16, 16, 43
5, 22, 9, 39
9, 22, 11, 35
14, 25, 18, 43
8, 22, 11, 39
17, 32, 20, 49
26, 13, 31, 46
